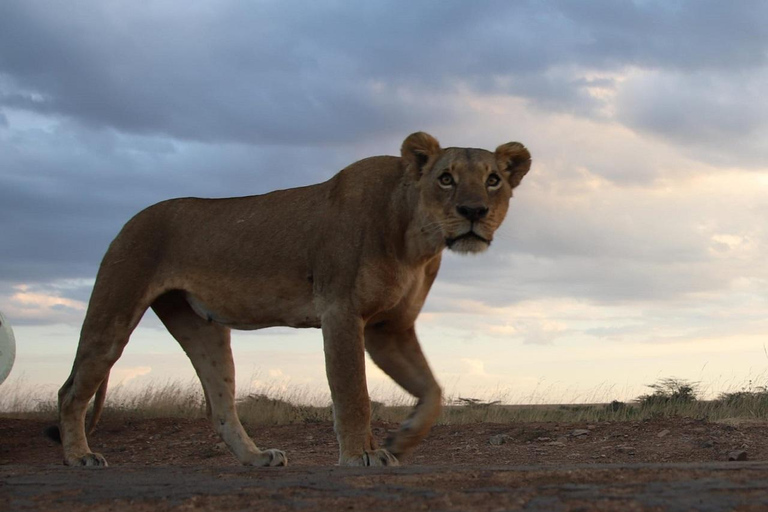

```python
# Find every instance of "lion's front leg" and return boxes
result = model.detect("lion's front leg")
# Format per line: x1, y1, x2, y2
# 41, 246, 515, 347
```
365, 325, 442, 461
322, 309, 398, 467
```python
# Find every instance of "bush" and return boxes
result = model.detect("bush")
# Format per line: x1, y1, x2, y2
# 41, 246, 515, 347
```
635, 378, 699, 407
606, 400, 627, 412
715, 386, 768, 407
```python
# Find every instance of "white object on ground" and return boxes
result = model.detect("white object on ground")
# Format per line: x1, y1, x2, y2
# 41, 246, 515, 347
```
0, 311, 16, 385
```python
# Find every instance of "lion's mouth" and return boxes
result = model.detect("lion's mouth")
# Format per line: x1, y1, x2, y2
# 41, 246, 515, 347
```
445, 231, 491, 249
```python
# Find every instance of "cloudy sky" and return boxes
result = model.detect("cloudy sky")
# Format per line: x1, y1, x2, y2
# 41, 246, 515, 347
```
2, 0, 767, 404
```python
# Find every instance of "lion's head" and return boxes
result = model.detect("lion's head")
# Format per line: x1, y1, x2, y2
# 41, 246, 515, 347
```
401, 132, 531, 254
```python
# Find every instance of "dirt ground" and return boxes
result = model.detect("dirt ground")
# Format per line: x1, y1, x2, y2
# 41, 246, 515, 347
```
3, 416, 768, 510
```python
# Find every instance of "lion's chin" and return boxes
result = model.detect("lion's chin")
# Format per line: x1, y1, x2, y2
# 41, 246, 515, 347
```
445, 233, 490, 254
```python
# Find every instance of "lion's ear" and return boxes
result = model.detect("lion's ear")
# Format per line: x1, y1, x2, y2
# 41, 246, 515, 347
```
495, 142, 531, 189
401, 132, 441, 176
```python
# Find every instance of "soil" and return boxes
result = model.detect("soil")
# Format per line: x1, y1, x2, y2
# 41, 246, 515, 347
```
3, 416, 768, 511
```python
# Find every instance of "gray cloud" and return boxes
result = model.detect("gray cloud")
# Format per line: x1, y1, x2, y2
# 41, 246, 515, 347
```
437, 251, 728, 309
552, 0, 768, 72
615, 70, 768, 166
0, 116, 354, 285
1, 0, 767, 327
2, 1, 766, 146
0, 1, 461, 145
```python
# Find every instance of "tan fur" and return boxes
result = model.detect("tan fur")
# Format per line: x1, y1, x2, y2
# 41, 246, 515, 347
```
54, 132, 531, 467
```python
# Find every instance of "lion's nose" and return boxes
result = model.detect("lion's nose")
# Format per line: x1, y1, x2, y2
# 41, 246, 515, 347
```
456, 205, 489, 222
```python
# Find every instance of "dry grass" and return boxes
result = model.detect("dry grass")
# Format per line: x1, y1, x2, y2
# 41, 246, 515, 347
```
4, 378, 768, 426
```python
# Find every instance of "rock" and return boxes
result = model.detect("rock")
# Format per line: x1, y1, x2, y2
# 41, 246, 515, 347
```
489, 434, 509, 446
701, 440, 715, 448
728, 450, 748, 461
657, 429, 670, 438
546, 441, 565, 447
570, 429, 590, 437
616, 445, 635, 455
535, 437, 551, 442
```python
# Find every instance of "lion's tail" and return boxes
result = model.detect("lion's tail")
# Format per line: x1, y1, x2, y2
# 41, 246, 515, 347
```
43, 371, 110, 444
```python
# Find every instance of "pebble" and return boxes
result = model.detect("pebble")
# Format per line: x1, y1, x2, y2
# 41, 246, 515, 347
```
728, 450, 748, 461
571, 429, 590, 437
657, 429, 670, 438
489, 434, 509, 446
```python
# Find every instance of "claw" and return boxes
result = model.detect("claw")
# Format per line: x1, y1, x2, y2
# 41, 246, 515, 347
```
343, 449, 399, 467
66, 452, 108, 467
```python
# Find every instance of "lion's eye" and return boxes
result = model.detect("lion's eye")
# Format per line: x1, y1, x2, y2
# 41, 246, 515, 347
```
486, 173, 502, 188
438, 172, 455, 187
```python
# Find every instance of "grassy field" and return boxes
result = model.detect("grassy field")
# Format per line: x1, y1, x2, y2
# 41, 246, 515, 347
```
3, 377, 768, 425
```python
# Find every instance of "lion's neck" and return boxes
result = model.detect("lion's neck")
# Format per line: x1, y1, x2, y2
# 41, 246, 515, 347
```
396, 181, 446, 266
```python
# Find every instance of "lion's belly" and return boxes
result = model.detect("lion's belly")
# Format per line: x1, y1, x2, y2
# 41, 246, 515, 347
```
185, 286, 321, 330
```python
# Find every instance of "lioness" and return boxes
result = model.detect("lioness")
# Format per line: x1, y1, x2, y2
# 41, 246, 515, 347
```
51, 132, 531, 467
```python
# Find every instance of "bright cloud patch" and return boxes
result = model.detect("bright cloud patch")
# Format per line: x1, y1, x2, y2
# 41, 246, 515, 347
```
111, 365, 152, 384
4, 283, 88, 324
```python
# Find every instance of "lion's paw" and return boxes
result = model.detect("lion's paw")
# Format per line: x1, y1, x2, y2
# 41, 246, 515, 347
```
66, 452, 108, 468
245, 448, 287, 467
342, 449, 399, 467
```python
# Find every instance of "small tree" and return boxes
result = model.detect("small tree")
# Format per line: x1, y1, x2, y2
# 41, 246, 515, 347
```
452, 397, 501, 408
635, 377, 699, 406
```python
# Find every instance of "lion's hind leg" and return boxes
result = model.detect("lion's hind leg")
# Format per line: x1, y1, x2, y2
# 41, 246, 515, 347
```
58, 369, 112, 467
151, 291, 286, 467
58, 317, 139, 467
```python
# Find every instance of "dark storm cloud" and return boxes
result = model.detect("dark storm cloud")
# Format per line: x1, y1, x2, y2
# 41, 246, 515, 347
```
551, 0, 768, 72
0, 117, 353, 285
1, 1, 766, 145
1, 0, 766, 324
0, 1, 459, 145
